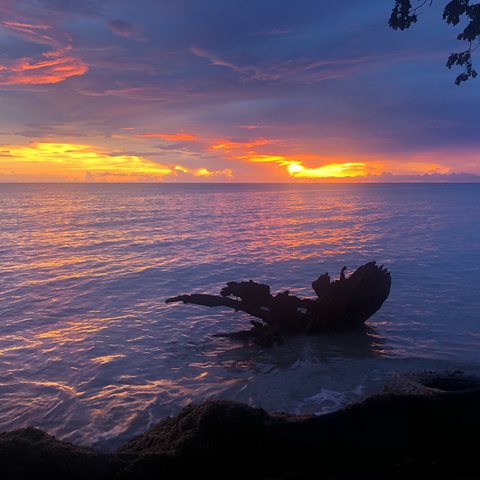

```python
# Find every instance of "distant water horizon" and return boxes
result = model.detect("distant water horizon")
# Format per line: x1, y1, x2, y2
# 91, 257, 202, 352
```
1, 182, 479, 451
2, 175, 480, 184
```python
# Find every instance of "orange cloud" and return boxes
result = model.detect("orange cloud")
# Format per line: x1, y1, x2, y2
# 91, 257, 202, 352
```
2, 21, 51, 31
0, 19, 86, 85
135, 132, 199, 141
0, 55, 88, 85
0, 143, 232, 182
382, 161, 450, 175
224, 137, 452, 179
232, 152, 370, 178
233, 153, 287, 163
280, 158, 453, 180
209, 137, 278, 152
193, 167, 232, 178
42, 46, 72, 58
168, 164, 232, 178
0, 143, 170, 178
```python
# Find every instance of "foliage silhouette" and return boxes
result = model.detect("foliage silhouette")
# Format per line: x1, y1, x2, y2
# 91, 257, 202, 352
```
390, 0, 480, 84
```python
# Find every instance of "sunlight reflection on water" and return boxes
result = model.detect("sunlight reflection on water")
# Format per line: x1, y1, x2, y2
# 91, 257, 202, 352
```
1, 183, 480, 450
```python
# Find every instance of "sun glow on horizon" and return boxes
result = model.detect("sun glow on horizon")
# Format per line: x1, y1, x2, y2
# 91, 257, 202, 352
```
0, 143, 232, 182
130, 129, 456, 181
287, 161, 369, 178
1, 136, 456, 183
231, 150, 371, 178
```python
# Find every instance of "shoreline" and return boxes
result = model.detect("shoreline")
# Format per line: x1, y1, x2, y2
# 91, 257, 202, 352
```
2, 382, 480, 479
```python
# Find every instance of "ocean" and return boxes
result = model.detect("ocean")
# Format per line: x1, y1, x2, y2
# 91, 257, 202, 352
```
1, 182, 479, 451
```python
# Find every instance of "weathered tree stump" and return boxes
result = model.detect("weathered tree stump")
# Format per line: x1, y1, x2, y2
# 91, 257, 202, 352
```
166, 261, 391, 346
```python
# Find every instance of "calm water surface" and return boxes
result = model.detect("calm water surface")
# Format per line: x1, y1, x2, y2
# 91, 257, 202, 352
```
0, 183, 479, 450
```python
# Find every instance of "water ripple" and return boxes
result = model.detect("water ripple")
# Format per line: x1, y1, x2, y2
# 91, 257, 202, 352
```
1, 183, 480, 450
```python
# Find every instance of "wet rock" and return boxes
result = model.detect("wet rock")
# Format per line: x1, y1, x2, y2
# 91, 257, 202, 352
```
3, 375, 480, 479
385, 370, 480, 396
117, 389, 480, 479
0, 426, 122, 479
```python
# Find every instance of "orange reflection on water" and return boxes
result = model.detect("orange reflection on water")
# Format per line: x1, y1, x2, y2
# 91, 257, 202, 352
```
35, 320, 108, 344
91, 355, 126, 365
23, 380, 77, 395
0, 336, 42, 356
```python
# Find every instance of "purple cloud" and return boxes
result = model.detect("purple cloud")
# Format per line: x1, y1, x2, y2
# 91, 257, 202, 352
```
107, 20, 147, 42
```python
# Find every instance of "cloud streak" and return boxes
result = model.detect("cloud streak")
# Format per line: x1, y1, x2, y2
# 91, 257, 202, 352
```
0, 20, 66, 45
0, 55, 88, 85
191, 46, 400, 84
136, 132, 199, 141
107, 20, 148, 42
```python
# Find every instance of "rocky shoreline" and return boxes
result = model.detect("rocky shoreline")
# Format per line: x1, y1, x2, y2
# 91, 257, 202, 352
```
1, 373, 480, 479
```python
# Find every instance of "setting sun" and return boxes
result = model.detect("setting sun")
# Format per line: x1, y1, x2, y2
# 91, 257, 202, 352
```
286, 162, 368, 178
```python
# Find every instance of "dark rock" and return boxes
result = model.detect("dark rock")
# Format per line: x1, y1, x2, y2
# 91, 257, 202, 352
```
117, 387, 480, 479
3, 372, 480, 479
385, 369, 480, 395
0, 426, 123, 480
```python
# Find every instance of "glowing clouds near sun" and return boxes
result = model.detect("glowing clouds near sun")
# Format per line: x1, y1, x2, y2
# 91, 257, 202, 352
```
135, 133, 199, 141
128, 128, 458, 182
207, 137, 369, 178
287, 162, 369, 178
0, 134, 454, 184
0, 143, 232, 182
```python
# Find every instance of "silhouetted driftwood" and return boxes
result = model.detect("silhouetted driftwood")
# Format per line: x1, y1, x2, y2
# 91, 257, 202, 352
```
166, 261, 391, 346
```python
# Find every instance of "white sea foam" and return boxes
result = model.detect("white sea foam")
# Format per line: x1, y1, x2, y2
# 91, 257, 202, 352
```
298, 385, 366, 415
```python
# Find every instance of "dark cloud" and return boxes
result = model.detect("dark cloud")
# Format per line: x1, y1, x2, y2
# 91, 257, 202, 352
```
107, 150, 169, 157
84, 170, 96, 182
107, 20, 147, 42
153, 143, 194, 151
14, 123, 103, 138
364, 173, 480, 183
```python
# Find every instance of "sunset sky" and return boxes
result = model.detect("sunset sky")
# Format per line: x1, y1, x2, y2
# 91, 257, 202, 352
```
1, 0, 480, 182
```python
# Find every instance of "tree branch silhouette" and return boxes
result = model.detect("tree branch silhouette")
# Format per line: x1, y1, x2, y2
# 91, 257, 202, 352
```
389, 0, 479, 84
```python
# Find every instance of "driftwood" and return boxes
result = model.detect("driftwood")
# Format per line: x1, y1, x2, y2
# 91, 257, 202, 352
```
166, 261, 391, 346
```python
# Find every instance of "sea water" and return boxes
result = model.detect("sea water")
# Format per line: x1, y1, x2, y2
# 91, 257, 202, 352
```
0, 183, 479, 451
